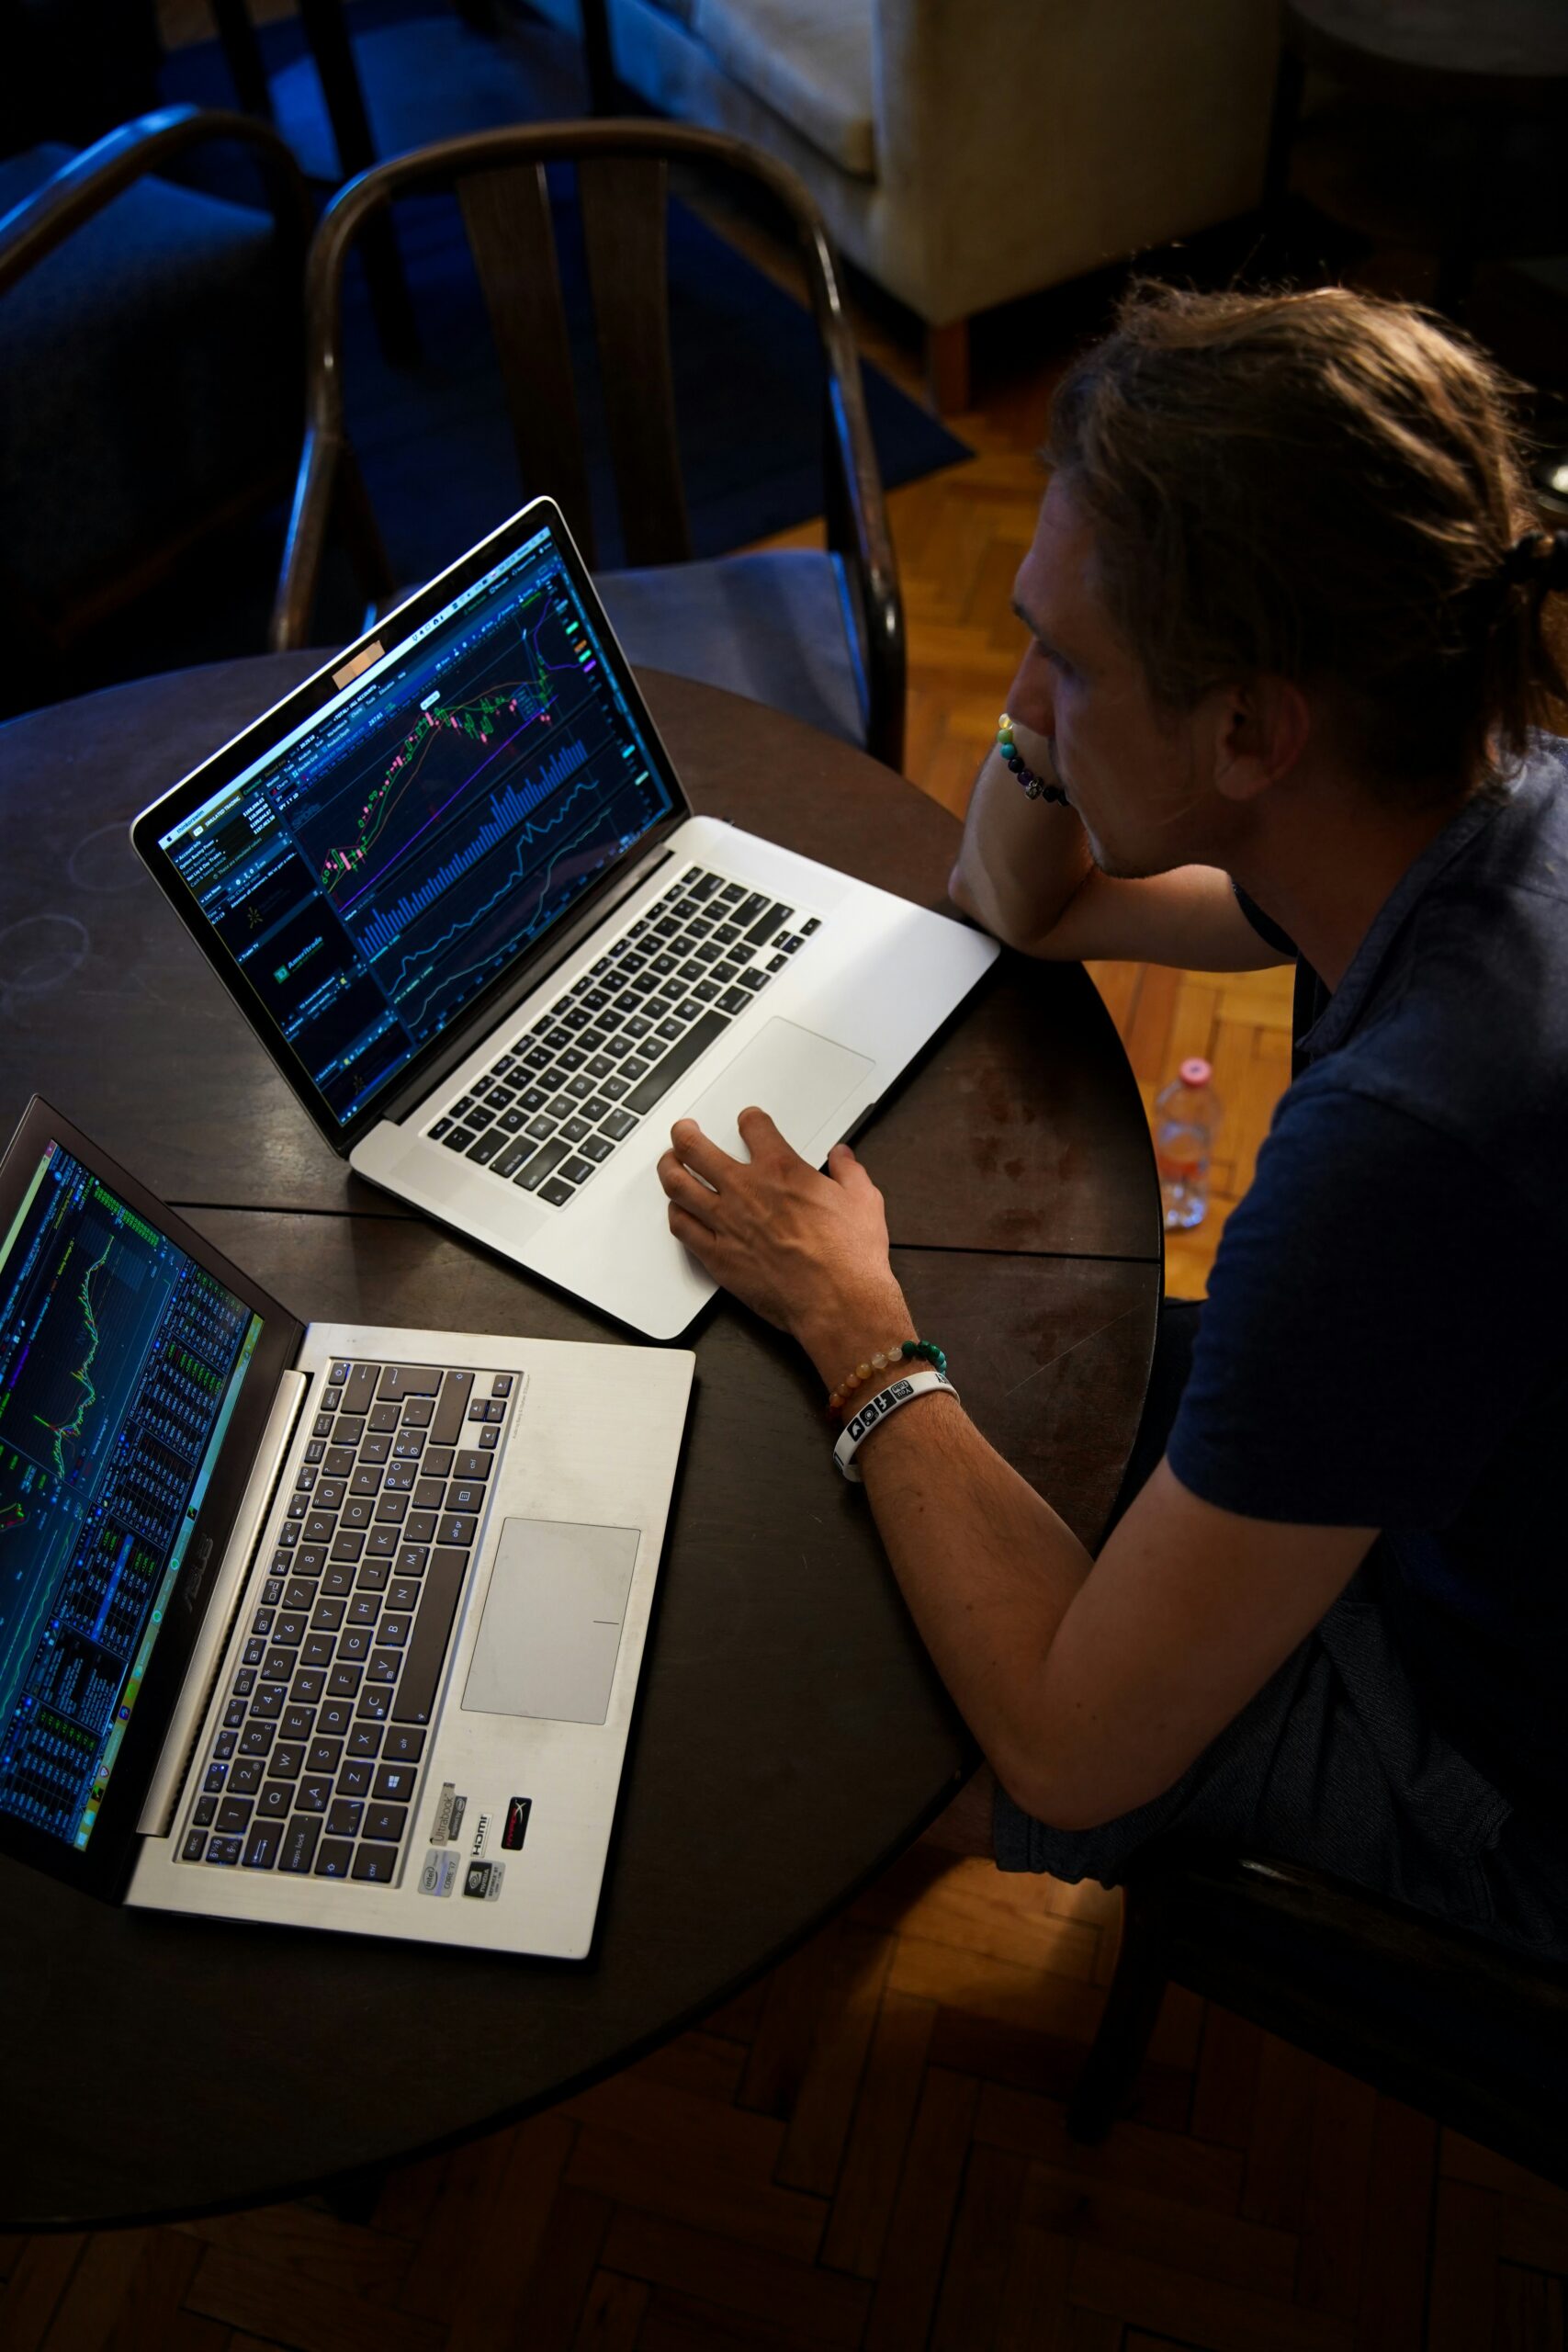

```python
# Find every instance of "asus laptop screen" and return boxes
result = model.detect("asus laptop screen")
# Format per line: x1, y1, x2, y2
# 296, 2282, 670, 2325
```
149, 517, 682, 1136
0, 1140, 264, 1854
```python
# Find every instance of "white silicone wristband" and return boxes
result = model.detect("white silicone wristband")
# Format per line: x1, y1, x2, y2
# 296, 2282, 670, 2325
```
832, 1366, 959, 1482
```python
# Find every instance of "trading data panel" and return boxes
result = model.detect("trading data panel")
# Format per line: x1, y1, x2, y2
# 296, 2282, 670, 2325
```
159, 526, 680, 1128
0, 1145, 261, 1849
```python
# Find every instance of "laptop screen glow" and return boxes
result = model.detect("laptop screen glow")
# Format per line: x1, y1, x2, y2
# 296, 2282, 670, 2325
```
0, 1144, 262, 1849
156, 523, 680, 1131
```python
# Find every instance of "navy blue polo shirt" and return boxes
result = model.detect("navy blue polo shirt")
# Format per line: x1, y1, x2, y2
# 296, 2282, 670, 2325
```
1167, 737, 1568, 1818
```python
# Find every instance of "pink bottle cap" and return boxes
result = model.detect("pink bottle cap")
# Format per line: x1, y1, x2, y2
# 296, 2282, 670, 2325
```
1179, 1057, 1212, 1087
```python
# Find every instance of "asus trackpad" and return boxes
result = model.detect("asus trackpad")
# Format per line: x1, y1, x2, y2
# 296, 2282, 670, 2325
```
462, 1519, 641, 1725
684, 1017, 874, 1162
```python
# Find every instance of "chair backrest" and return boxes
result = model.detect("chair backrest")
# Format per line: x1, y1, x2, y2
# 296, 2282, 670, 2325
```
271, 120, 903, 767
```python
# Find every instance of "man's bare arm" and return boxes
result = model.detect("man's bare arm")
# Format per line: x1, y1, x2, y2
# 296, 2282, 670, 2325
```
949, 742, 1292, 974
853, 1396, 1374, 1831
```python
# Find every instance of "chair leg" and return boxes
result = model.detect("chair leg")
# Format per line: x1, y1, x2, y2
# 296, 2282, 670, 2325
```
1066, 1881, 1173, 2143
924, 318, 970, 417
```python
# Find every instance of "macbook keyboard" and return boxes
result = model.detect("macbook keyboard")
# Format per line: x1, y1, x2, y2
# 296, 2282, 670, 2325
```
425, 864, 820, 1206
179, 1358, 517, 1884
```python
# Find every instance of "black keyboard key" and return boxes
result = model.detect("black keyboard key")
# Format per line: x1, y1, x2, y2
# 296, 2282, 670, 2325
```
379, 1364, 442, 1401
182, 1827, 208, 1862
388, 1577, 422, 1611
539, 1177, 574, 1205
425, 1371, 471, 1449
227, 1762, 260, 1797
243, 1822, 283, 1869
239, 1723, 273, 1757
454, 1450, 492, 1479
351, 1844, 397, 1883
348, 1724, 384, 1758
741, 968, 766, 991
280, 1703, 314, 1741
318, 1698, 354, 1736
249, 1685, 285, 1720
215, 1797, 253, 1834
494, 1135, 534, 1180
364, 1803, 408, 1844
392, 1547, 467, 1725
327, 1799, 364, 1838
296, 1775, 333, 1812
623, 1011, 732, 1116
291, 1669, 327, 1704
205, 1836, 243, 1866
307, 1737, 344, 1773
373, 1761, 419, 1804
446, 1477, 487, 1513
256, 1782, 292, 1818
384, 1725, 426, 1763
558, 1158, 592, 1190
688, 869, 718, 899
733, 890, 770, 928
279, 1816, 321, 1873
314, 1838, 354, 1879
367, 1648, 400, 1683
338, 1758, 374, 1800
268, 1740, 306, 1778
718, 988, 749, 1014
514, 1136, 569, 1193
344, 1363, 379, 1416
312, 1598, 346, 1632
466, 1127, 506, 1166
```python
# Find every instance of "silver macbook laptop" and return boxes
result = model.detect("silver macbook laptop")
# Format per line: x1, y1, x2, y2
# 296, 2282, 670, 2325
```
130, 500, 997, 1339
0, 1098, 692, 1958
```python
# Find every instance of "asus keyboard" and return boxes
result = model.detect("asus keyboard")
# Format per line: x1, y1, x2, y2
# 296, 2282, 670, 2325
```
426, 863, 819, 1204
179, 1358, 514, 1883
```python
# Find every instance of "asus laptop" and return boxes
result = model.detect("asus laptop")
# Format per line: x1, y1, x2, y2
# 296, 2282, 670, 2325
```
0, 1097, 692, 1957
130, 501, 998, 1339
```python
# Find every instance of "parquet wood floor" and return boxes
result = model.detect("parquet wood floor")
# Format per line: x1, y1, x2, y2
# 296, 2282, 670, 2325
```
15, 81, 1564, 2343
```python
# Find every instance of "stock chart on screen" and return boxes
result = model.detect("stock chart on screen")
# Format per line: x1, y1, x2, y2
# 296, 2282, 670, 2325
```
0, 1145, 261, 1848
159, 526, 679, 1126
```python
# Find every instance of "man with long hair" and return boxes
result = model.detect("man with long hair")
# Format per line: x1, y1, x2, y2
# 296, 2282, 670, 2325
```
656, 284, 1568, 1951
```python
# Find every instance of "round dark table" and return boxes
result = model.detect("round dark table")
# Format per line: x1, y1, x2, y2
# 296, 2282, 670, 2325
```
0, 660, 1161, 2230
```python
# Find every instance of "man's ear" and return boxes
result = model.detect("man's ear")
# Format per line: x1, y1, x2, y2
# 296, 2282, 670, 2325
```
1207, 675, 1311, 804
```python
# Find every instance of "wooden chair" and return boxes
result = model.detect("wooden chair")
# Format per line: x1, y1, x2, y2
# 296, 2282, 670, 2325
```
268, 120, 906, 769
0, 105, 310, 715
1068, 1848, 1568, 2191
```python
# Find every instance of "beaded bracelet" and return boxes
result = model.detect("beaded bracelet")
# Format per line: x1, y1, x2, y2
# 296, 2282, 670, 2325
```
998, 712, 1067, 805
828, 1337, 947, 1416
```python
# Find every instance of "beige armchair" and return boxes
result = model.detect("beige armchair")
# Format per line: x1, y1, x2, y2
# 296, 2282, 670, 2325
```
526, 0, 1280, 407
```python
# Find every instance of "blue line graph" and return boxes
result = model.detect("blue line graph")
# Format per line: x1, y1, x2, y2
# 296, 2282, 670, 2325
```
382, 763, 610, 1010
354, 736, 589, 960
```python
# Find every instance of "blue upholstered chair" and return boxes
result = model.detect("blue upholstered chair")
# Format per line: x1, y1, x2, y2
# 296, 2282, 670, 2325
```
268, 119, 906, 768
0, 105, 310, 713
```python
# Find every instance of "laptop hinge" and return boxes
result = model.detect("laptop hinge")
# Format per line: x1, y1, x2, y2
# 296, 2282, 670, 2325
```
136, 1368, 310, 1838
376, 839, 680, 1130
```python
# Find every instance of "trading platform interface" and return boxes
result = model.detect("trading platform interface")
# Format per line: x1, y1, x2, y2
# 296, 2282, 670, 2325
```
0, 1145, 261, 1849
158, 524, 681, 1128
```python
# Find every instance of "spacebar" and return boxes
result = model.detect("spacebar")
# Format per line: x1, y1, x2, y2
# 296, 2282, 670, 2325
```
624, 1011, 731, 1117
391, 1547, 468, 1724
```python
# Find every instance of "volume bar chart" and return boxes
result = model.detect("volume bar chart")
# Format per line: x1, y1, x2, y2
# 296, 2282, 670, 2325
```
353, 738, 589, 959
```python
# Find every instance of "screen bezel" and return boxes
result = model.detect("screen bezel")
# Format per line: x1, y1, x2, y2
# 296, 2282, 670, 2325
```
0, 1097, 304, 1902
129, 498, 694, 1156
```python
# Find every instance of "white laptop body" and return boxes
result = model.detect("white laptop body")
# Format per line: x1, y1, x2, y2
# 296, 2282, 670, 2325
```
0, 1102, 691, 1960
131, 501, 998, 1340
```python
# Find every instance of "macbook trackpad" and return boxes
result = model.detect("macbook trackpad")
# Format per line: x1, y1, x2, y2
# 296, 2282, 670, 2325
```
462, 1519, 641, 1725
684, 1017, 874, 1162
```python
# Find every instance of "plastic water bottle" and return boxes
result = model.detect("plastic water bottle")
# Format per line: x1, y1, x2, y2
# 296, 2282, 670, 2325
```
1154, 1057, 1221, 1230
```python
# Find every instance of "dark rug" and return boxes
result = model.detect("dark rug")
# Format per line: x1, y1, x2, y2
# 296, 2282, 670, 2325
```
102, 6, 970, 673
